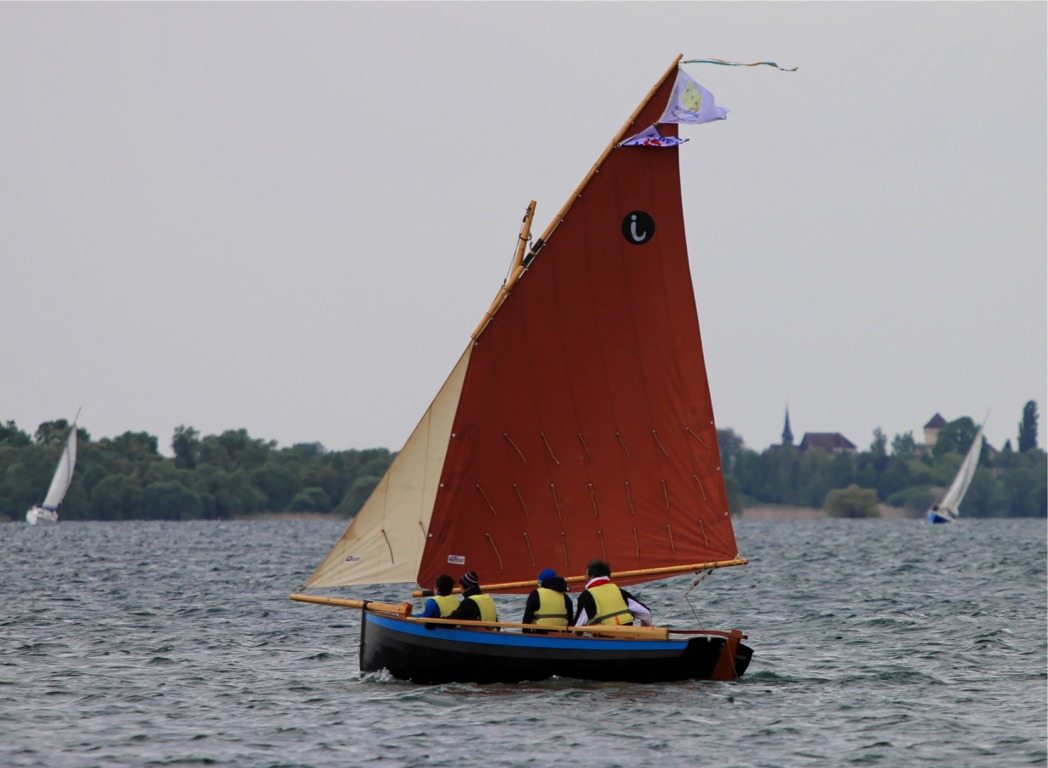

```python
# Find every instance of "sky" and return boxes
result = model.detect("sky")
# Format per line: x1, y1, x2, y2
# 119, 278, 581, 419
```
2, 2, 1045, 457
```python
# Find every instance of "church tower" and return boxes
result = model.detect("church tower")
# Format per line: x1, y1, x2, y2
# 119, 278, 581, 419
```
782, 406, 794, 446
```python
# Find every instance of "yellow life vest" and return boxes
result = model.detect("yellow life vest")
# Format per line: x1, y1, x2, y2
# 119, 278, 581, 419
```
533, 587, 569, 627
467, 592, 499, 624
432, 594, 459, 617
588, 582, 633, 626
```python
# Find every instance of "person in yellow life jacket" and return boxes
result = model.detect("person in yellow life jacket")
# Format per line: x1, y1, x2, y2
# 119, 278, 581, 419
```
419, 574, 458, 619
522, 568, 574, 633
574, 559, 652, 627
447, 570, 500, 630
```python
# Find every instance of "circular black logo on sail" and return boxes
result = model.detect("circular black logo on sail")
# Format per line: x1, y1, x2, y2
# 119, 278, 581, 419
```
622, 211, 655, 245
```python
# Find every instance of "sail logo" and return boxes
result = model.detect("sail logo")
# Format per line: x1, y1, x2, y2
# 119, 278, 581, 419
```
622, 211, 655, 245
344, 555, 361, 563
447, 555, 466, 565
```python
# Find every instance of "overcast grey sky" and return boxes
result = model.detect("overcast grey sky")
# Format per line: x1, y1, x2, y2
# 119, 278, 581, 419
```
2, 2, 1045, 456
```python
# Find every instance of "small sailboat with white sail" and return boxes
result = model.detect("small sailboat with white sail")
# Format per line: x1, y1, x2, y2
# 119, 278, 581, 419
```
926, 421, 985, 524
26, 413, 79, 525
291, 55, 793, 684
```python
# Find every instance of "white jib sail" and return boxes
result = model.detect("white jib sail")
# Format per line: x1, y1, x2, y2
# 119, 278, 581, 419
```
41, 427, 78, 510
937, 426, 984, 518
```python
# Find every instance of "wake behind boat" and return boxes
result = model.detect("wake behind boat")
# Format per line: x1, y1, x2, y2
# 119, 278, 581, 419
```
26, 413, 79, 525
291, 56, 782, 684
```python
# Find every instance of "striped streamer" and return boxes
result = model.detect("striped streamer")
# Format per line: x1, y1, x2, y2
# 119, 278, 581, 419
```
684, 58, 797, 72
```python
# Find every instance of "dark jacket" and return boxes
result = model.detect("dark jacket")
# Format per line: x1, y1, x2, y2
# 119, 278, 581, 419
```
522, 582, 574, 632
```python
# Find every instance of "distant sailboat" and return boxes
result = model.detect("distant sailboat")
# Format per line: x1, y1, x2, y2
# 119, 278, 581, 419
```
926, 423, 984, 524
26, 416, 79, 525
290, 56, 761, 685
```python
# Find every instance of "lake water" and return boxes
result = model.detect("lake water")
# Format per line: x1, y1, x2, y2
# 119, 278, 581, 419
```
2, 518, 1045, 768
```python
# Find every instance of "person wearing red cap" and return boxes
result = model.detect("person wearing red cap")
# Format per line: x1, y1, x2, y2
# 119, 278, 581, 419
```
447, 570, 500, 629
574, 559, 652, 627
521, 568, 574, 633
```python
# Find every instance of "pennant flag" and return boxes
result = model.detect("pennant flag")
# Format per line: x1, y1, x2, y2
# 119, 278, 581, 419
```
684, 58, 798, 72
658, 70, 728, 125
620, 124, 688, 148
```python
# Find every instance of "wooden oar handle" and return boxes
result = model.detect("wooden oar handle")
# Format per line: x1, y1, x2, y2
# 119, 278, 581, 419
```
289, 593, 412, 617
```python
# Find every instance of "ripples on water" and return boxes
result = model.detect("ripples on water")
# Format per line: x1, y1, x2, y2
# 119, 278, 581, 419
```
1, 519, 1044, 767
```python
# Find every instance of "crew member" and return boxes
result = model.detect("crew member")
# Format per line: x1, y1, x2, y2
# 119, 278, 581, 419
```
447, 570, 500, 629
574, 559, 652, 627
419, 574, 458, 618
522, 568, 573, 632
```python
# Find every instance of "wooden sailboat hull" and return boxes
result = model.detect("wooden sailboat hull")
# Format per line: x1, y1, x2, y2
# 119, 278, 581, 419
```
360, 611, 752, 685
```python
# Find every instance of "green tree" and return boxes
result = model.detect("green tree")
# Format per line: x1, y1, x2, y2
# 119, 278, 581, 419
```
890, 431, 917, 458
0, 421, 31, 446
172, 425, 201, 470
824, 484, 881, 518
934, 417, 978, 458
1018, 400, 1038, 453
143, 481, 204, 520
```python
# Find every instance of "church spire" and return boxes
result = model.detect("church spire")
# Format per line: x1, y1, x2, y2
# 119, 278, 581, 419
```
782, 406, 794, 445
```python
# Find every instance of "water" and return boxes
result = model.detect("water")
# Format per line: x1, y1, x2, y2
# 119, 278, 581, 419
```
1, 518, 1045, 768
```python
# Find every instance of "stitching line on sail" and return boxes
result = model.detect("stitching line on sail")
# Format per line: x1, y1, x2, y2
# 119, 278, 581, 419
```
513, 484, 529, 518
692, 473, 709, 501
540, 433, 560, 464
597, 529, 607, 561
633, 527, 640, 558
652, 430, 670, 457
661, 478, 670, 510
666, 524, 676, 553
625, 480, 635, 515
550, 484, 562, 521
475, 484, 497, 516
381, 529, 395, 563
616, 432, 632, 460
485, 533, 503, 570
685, 426, 710, 448
577, 432, 593, 463
560, 532, 569, 568
699, 519, 710, 548
503, 433, 527, 463
522, 531, 536, 567
589, 483, 598, 518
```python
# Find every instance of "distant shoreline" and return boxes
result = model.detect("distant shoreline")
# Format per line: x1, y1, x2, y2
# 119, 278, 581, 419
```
740, 504, 915, 520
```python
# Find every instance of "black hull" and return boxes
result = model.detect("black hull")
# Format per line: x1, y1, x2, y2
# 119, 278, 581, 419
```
360, 611, 752, 685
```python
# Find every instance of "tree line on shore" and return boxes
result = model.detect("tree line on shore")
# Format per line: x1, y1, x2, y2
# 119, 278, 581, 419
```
0, 402, 1044, 522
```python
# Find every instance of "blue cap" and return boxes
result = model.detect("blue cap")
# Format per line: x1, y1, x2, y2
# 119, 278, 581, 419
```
538, 569, 557, 583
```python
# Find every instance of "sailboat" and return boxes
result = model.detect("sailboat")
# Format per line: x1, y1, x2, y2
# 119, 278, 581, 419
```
26, 415, 79, 525
292, 56, 754, 684
926, 423, 985, 524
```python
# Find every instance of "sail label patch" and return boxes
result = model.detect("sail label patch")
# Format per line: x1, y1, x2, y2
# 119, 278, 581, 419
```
344, 555, 361, 563
447, 555, 466, 565
622, 211, 655, 244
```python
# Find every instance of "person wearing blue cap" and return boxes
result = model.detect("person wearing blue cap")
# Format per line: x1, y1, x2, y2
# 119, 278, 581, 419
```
521, 568, 574, 633
447, 570, 500, 629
